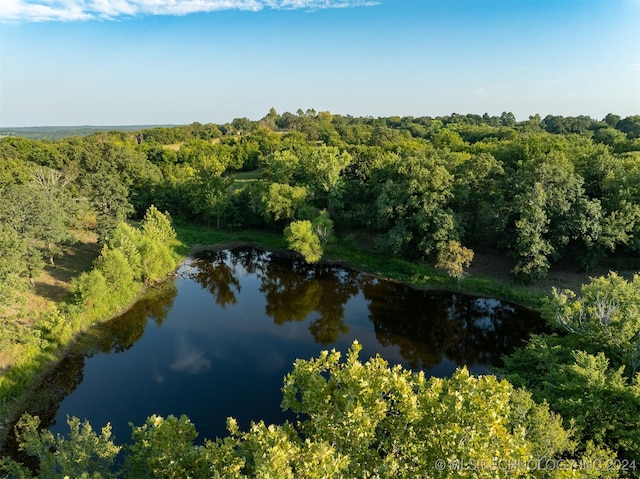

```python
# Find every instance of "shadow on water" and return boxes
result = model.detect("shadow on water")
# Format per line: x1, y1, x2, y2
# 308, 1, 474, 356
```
4, 246, 545, 459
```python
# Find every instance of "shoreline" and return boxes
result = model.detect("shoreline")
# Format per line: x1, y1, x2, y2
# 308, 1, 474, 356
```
0, 237, 583, 451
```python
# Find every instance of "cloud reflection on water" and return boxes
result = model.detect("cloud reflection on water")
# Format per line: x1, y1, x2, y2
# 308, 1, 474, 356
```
170, 336, 211, 375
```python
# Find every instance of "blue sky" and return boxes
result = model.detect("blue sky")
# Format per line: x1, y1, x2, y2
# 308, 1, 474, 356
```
1, 0, 639, 126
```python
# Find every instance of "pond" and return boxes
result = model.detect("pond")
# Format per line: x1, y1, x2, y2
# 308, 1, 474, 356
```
12, 247, 545, 447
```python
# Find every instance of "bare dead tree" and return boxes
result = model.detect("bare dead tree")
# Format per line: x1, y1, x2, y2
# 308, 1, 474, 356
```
554, 291, 618, 339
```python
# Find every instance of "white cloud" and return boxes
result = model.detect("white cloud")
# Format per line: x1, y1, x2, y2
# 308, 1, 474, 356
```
1, 0, 379, 22
2, 0, 93, 21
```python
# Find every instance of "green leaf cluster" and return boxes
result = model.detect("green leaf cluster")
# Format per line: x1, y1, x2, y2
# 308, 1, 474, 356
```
70, 207, 178, 326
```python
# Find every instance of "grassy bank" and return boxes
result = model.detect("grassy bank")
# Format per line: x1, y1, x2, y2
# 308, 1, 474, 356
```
0, 211, 182, 448
175, 225, 632, 312
173, 224, 288, 255
175, 226, 552, 310
324, 242, 547, 308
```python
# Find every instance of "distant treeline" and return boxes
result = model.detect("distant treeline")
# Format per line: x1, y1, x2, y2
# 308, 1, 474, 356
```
0, 125, 175, 141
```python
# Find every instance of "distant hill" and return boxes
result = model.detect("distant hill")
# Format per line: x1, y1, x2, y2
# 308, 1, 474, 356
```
0, 125, 177, 141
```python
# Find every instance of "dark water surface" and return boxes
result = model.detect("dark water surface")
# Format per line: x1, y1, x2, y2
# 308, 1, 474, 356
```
18, 247, 545, 446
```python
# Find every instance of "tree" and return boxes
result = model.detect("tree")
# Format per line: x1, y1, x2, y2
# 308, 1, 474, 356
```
604, 113, 621, 128
280, 342, 596, 478
452, 152, 505, 245
510, 181, 553, 280
502, 335, 640, 464
616, 115, 640, 139
1, 414, 120, 479
188, 152, 232, 229
300, 145, 352, 213
86, 170, 135, 243
69, 139, 138, 242
311, 210, 334, 244
262, 150, 300, 184
436, 240, 474, 282
500, 111, 516, 127
261, 183, 308, 222
284, 220, 323, 263
27, 168, 76, 265
548, 272, 640, 374
503, 150, 608, 280
259, 107, 278, 130
0, 156, 32, 188
501, 272, 640, 464
0, 183, 72, 269
140, 205, 176, 243
0, 227, 29, 310
93, 246, 137, 304
375, 152, 455, 259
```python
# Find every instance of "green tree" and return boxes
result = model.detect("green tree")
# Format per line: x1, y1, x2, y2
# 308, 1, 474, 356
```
375, 152, 455, 259
284, 220, 323, 263
69, 139, 137, 242
503, 335, 640, 464
93, 246, 137, 304
261, 182, 308, 222
452, 152, 505, 245
617, 115, 640, 139
262, 150, 300, 184
140, 205, 176, 243
0, 156, 32, 188
108, 224, 144, 281
281, 342, 593, 478
123, 415, 211, 479
548, 272, 640, 374
511, 181, 553, 280
1, 414, 120, 479
27, 167, 76, 265
0, 184, 72, 270
87, 170, 134, 243
188, 153, 232, 229
136, 235, 178, 284
0, 227, 29, 310
311, 209, 334, 244
300, 145, 352, 213
436, 240, 474, 282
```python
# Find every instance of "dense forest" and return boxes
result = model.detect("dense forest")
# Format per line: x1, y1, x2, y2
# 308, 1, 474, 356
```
1, 110, 640, 477
3, 110, 640, 289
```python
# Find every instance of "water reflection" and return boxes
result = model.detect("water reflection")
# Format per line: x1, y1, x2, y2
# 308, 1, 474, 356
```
364, 279, 534, 369
2, 281, 179, 460
257, 256, 360, 344
190, 248, 542, 366
169, 335, 211, 375
187, 256, 241, 308
78, 280, 178, 355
